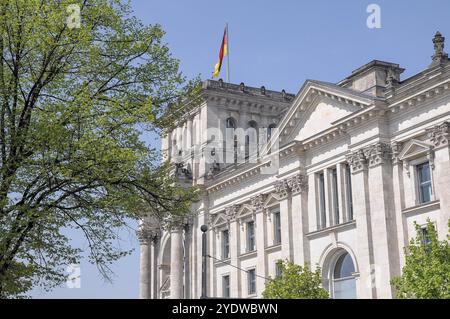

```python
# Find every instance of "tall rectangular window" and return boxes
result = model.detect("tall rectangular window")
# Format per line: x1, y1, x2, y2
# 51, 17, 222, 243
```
247, 221, 256, 252
222, 229, 230, 259
332, 168, 340, 225
318, 172, 327, 229
247, 269, 256, 295
345, 164, 354, 220
222, 275, 230, 298
273, 212, 281, 245
417, 162, 432, 204
275, 262, 283, 279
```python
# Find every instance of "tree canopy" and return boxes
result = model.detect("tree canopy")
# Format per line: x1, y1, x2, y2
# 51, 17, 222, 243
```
0, 0, 199, 298
391, 220, 450, 299
262, 260, 329, 299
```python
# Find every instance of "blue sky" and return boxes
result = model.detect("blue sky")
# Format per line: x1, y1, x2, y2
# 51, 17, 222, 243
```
31, 0, 450, 298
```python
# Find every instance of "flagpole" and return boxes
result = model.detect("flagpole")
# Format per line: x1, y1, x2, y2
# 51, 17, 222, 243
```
226, 23, 230, 83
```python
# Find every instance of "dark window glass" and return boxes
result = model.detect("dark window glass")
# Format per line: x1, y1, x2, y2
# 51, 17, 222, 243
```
417, 162, 432, 203
247, 221, 255, 252
273, 212, 281, 245
248, 269, 256, 295
333, 252, 356, 299
318, 173, 326, 229
222, 230, 230, 259
222, 275, 230, 298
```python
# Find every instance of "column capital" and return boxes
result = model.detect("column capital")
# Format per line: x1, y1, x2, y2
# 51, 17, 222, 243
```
250, 194, 266, 213
274, 180, 289, 199
225, 204, 239, 222
346, 149, 367, 173
427, 121, 449, 148
286, 173, 308, 195
391, 141, 403, 165
137, 226, 160, 245
363, 142, 391, 167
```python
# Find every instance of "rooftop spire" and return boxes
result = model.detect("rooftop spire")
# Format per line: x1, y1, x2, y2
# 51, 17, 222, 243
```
430, 31, 449, 68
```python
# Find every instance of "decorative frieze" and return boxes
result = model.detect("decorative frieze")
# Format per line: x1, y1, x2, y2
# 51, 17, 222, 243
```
427, 121, 449, 148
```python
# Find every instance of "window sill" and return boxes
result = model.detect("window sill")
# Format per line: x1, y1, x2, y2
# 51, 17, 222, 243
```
265, 243, 282, 253
306, 220, 356, 239
402, 200, 440, 216
214, 258, 231, 267
239, 250, 257, 260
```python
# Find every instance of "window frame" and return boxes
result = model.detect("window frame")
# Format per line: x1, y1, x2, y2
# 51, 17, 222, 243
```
247, 268, 257, 296
246, 220, 256, 252
273, 211, 281, 245
221, 229, 230, 260
415, 161, 433, 204
222, 274, 230, 298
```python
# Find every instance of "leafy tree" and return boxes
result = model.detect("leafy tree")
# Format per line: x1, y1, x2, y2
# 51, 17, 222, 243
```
0, 0, 199, 298
262, 260, 329, 299
391, 220, 450, 299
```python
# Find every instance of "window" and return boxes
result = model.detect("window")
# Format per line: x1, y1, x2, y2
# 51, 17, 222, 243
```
247, 269, 256, 295
267, 124, 277, 140
416, 162, 432, 204
420, 224, 435, 246
345, 164, 354, 220
222, 275, 230, 298
318, 172, 327, 229
275, 262, 283, 279
247, 221, 256, 252
332, 252, 356, 299
332, 168, 339, 225
222, 230, 230, 259
273, 212, 281, 245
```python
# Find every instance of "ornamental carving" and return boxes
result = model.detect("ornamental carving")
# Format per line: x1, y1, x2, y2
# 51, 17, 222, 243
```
274, 180, 289, 199
250, 194, 266, 212
225, 205, 238, 221
346, 149, 367, 173
363, 142, 391, 167
136, 227, 159, 245
427, 121, 449, 148
286, 173, 308, 194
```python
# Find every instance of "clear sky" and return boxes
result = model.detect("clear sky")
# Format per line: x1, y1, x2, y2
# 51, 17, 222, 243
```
31, 0, 450, 298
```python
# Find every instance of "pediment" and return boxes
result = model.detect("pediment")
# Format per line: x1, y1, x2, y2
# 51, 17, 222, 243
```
263, 193, 280, 208
261, 81, 373, 156
236, 204, 253, 219
212, 213, 228, 227
399, 139, 433, 161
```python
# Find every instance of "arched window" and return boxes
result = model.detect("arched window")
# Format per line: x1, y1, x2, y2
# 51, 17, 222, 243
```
267, 123, 277, 139
226, 117, 236, 129
225, 117, 237, 164
246, 121, 258, 160
332, 252, 356, 299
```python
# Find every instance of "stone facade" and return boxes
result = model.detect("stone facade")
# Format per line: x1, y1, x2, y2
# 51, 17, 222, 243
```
139, 32, 450, 299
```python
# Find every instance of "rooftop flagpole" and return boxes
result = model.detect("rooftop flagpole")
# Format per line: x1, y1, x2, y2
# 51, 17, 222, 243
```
226, 23, 230, 83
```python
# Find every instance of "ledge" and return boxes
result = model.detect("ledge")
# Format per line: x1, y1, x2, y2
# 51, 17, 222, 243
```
264, 243, 282, 253
213, 258, 231, 267
306, 220, 356, 239
239, 250, 257, 260
402, 200, 440, 216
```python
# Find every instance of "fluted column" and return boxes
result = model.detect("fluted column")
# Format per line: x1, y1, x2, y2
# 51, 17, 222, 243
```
251, 194, 267, 297
346, 150, 376, 299
138, 228, 153, 299
427, 121, 450, 239
170, 227, 184, 299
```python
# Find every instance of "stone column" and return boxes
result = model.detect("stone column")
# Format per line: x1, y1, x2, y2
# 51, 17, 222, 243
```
137, 227, 153, 299
364, 142, 400, 298
275, 180, 293, 261
225, 206, 241, 298
391, 141, 408, 268
346, 150, 376, 298
251, 194, 267, 297
428, 121, 450, 239
150, 235, 160, 299
170, 227, 184, 299
287, 173, 309, 265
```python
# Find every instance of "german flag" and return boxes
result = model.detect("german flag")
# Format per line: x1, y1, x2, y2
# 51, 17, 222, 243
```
212, 27, 228, 78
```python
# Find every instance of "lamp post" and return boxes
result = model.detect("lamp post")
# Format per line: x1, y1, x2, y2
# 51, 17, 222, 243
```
200, 224, 208, 299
